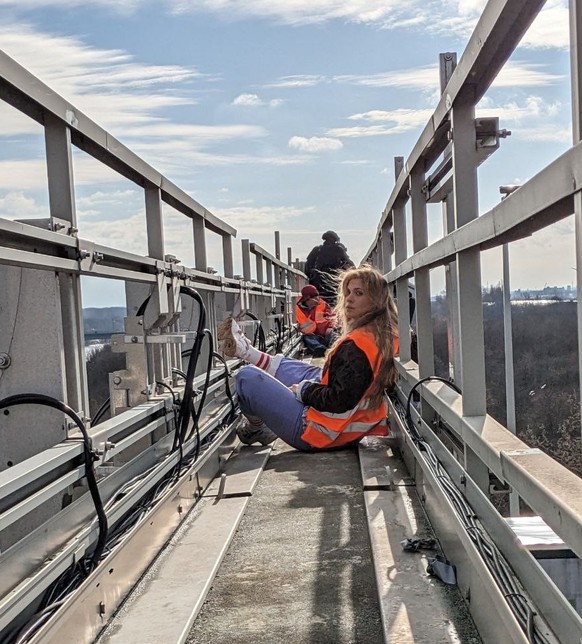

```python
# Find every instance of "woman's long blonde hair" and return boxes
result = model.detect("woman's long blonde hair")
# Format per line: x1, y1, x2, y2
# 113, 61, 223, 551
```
328, 265, 398, 405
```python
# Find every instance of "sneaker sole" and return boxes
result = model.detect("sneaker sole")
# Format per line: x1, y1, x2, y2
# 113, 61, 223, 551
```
217, 316, 237, 357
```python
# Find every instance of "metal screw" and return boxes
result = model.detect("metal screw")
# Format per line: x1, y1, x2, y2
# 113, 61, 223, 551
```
93, 252, 104, 263
131, 336, 138, 343
99, 601, 106, 616
113, 376, 122, 385
78, 249, 91, 260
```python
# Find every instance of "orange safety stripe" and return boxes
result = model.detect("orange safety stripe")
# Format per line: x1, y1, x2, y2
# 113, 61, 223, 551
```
301, 329, 391, 448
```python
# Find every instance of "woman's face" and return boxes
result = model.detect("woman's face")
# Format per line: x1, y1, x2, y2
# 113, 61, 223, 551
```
344, 278, 373, 322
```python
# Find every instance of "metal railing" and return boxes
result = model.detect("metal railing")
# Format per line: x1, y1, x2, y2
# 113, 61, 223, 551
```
0, 47, 305, 643
363, 1, 582, 642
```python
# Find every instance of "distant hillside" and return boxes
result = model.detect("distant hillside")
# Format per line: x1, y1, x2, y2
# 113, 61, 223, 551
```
83, 307, 126, 335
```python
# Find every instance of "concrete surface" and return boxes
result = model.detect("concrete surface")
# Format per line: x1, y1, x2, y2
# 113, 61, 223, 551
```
186, 442, 384, 644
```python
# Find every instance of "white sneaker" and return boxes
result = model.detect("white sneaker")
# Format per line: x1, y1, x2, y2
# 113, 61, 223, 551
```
218, 316, 252, 359
237, 419, 277, 446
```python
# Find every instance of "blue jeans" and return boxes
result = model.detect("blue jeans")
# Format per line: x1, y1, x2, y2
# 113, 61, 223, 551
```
302, 333, 329, 353
235, 358, 322, 451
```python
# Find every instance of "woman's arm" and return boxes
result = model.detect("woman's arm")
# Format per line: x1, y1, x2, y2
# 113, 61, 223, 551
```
299, 340, 373, 413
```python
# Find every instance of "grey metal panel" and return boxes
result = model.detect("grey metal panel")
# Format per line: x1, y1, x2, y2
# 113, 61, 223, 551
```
0, 245, 77, 272
191, 215, 206, 273
410, 168, 434, 376
390, 407, 544, 644
145, 185, 165, 260
0, 218, 77, 249
400, 402, 575, 644
44, 114, 77, 227
501, 449, 582, 561
222, 234, 234, 278
23, 426, 239, 644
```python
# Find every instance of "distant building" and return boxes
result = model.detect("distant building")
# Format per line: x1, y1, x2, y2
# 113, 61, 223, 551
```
511, 286, 576, 301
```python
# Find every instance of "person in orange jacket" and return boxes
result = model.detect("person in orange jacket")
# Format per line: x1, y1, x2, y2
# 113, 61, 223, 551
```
295, 284, 336, 357
218, 265, 399, 450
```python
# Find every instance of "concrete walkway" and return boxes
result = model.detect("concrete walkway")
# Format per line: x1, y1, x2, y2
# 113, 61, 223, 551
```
186, 442, 384, 644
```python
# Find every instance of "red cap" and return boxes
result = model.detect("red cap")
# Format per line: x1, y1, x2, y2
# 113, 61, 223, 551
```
301, 285, 319, 299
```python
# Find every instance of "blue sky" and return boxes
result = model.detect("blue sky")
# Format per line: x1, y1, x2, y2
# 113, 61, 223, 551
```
0, 0, 574, 306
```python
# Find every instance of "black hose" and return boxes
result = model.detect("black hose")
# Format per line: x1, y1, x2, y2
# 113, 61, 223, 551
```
176, 286, 206, 449
405, 376, 461, 442
91, 396, 111, 426
400, 379, 548, 644
0, 394, 108, 573
241, 311, 266, 351
212, 351, 237, 421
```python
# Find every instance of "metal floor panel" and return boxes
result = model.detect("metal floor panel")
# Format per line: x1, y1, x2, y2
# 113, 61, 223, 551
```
359, 437, 481, 644
95, 443, 272, 644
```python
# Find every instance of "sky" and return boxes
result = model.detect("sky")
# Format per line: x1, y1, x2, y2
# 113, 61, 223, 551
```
0, 0, 575, 306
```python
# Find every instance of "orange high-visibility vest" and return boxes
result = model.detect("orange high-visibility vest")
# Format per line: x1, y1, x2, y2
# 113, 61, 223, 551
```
301, 329, 390, 448
295, 299, 328, 335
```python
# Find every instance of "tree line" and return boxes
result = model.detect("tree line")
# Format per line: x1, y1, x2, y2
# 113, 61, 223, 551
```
433, 286, 581, 477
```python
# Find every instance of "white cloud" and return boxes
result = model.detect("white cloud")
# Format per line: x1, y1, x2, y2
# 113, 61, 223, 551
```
266, 75, 327, 88
233, 93, 262, 106
516, 124, 572, 143
329, 108, 433, 138
121, 122, 267, 141
335, 66, 438, 90
269, 61, 562, 97
477, 95, 563, 123
493, 62, 565, 88
0, 0, 567, 53
232, 93, 282, 108
288, 136, 343, 152
214, 204, 314, 232
170, 0, 407, 26
0, 191, 47, 219
424, 0, 568, 50
0, 23, 206, 134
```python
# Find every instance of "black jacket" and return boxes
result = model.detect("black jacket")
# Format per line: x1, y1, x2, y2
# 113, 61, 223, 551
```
302, 340, 373, 413
305, 241, 351, 277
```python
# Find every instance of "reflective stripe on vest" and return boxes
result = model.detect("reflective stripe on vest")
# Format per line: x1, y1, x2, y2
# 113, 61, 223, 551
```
295, 299, 327, 335
301, 329, 389, 448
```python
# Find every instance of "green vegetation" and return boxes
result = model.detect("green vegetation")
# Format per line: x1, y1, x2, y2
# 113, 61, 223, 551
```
434, 290, 581, 476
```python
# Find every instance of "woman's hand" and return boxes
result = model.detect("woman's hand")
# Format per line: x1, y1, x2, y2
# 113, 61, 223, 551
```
289, 384, 298, 394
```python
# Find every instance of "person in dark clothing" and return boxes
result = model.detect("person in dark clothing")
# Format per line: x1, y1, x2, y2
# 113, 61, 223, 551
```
217, 266, 399, 450
305, 231, 354, 305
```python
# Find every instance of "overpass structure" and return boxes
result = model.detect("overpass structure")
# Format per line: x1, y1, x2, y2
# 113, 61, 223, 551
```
2, 1, 582, 642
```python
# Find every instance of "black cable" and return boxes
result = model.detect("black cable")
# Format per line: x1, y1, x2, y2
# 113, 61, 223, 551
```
240, 311, 266, 351
176, 286, 206, 449
405, 376, 461, 442
91, 396, 111, 426
156, 381, 183, 472
274, 316, 283, 353
212, 351, 237, 421
185, 329, 214, 458
399, 380, 548, 644
156, 381, 177, 405
13, 600, 66, 644
0, 394, 108, 573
